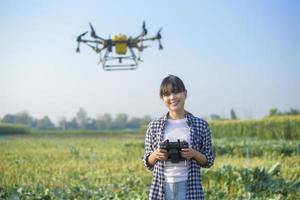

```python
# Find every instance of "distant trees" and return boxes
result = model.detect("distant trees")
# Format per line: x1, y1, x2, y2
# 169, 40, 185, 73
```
1, 108, 152, 131
1, 112, 55, 130
76, 108, 88, 129
230, 109, 238, 120
210, 109, 238, 120
59, 117, 79, 130
269, 108, 300, 117
2, 112, 34, 127
35, 116, 55, 130
210, 114, 222, 120
3, 107, 299, 131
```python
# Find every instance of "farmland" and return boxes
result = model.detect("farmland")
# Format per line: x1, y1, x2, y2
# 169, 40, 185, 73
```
1, 116, 300, 199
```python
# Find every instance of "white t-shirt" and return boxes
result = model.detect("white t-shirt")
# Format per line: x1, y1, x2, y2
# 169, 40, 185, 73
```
163, 118, 190, 183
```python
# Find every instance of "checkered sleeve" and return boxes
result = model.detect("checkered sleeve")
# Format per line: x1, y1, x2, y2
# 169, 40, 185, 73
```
200, 123, 214, 168
143, 122, 155, 171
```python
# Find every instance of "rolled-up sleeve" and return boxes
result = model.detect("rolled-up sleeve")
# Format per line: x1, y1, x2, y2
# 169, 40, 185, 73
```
143, 123, 155, 171
200, 125, 214, 168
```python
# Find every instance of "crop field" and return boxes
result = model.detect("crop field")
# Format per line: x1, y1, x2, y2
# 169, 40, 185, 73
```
1, 127, 300, 199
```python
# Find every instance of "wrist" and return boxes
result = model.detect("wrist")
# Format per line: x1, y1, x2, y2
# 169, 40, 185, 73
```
191, 149, 198, 159
149, 150, 159, 164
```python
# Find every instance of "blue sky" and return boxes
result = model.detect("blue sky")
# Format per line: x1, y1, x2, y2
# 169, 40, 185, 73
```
0, 0, 299, 122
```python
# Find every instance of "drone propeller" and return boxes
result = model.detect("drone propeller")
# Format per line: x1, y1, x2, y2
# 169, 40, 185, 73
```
76, 31, 88, 53
156, 28, 162, 40
159, 43, 163, 50
76, 31, 88, 42
138, 45, 151, 52
89, 22, 105, 40
142, 21, 148, 36
156, 28, 163, 50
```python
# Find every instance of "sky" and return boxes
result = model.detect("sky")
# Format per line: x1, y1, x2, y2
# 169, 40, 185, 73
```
0, 0, 299, 123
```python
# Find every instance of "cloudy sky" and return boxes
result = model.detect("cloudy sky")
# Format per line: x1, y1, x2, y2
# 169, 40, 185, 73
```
1, 0, 299, 122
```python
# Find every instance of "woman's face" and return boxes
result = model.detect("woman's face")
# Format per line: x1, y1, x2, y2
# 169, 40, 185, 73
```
161, 90, 187, 113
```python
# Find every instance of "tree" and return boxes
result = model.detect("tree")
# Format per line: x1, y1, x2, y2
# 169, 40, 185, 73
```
95, 115, 107, 130
76, 107, 88, 129
1, 112, 34, 126
269, 108, 300, 116
286, 108, 300, 115
1, 114, 17, 124
58, 117, 67, 130
66, 118, 79, 130
269, 108, 280, 116
210, 114, 221, 120
93, 113, 113, 130
128, 117, 142, 129
230, 109, 238, 120
35, 116, 55, 130
101, 113, 112, 130
85, 118, 97, 130
113, 113, 128, 129
141, 115, 152, 125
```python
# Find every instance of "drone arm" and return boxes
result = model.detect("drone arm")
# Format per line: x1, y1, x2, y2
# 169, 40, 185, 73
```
137, 37, 157, 42
89, 22, 106, 41
78, 39, 104, 44
86, 43, 106, 53
137, 37, 163, 50
77, 39, 106, 53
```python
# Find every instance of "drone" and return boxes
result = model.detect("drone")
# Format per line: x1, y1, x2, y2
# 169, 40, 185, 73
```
76, 21, 163, 71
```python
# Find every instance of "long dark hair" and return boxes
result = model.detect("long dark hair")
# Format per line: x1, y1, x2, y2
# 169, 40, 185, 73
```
159, 75, 186, 98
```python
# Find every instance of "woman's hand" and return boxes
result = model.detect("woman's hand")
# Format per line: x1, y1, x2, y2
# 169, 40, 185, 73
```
154, 148, 169, 161
180, 148, 197, 160
181, 148, 208, 165
147, 148, 169, 166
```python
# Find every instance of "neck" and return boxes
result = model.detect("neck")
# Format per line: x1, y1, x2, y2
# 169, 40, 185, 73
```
168, 110, 185, 120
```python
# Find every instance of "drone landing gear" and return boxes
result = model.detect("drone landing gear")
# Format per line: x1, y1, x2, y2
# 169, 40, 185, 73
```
99, 49, 139, 71
100, 56, 139, 71
103, 64, 137, 71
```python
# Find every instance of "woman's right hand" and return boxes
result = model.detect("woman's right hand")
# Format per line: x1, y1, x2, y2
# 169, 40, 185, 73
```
154, 148, 169, 161
148, 148, 169, 166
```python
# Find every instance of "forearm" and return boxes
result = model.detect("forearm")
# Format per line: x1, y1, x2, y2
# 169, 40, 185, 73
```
147, 151, 158, 167
192, 150, 208, 166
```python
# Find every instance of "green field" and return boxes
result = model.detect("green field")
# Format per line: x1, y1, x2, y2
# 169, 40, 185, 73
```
1, 132, 300, 199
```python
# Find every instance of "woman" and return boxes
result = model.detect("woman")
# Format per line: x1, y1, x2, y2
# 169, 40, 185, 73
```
143, 75, 214, 200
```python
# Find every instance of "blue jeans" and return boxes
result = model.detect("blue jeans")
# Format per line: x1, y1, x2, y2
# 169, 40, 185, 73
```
164, 180, 187, 200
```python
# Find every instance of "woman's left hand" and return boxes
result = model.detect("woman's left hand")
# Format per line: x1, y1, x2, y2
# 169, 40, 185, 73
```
180, 148, 197, 160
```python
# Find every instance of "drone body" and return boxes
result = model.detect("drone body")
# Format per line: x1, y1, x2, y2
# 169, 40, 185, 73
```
76, 22, 163, 71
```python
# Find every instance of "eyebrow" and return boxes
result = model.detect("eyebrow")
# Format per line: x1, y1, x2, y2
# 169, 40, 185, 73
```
161, 86, 183, 95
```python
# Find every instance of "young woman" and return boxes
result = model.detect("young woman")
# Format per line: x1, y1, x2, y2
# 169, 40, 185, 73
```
143, 75, 214, 200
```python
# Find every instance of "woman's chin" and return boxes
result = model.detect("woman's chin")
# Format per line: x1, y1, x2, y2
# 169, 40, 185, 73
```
169, 106, 183, 113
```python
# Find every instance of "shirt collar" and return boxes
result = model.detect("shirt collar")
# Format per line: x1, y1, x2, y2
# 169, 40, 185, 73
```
162, 111, 193, 127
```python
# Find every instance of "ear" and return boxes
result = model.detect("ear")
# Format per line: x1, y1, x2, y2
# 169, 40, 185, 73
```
184, 90, 187, 99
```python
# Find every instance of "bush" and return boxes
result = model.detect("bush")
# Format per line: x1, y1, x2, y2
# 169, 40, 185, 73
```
0, 123, 30, 135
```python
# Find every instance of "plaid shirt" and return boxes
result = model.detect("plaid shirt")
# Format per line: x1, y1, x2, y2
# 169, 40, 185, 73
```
143, 112, 214, 200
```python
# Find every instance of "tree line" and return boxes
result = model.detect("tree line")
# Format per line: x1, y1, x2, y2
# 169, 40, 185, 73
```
1, 107, 299, 131
268, 108, 300, 116
0, 108, 151, 131
209, 108, 300, 120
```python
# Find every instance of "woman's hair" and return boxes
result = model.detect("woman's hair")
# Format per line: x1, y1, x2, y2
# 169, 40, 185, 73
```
160, 75, 186, 98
